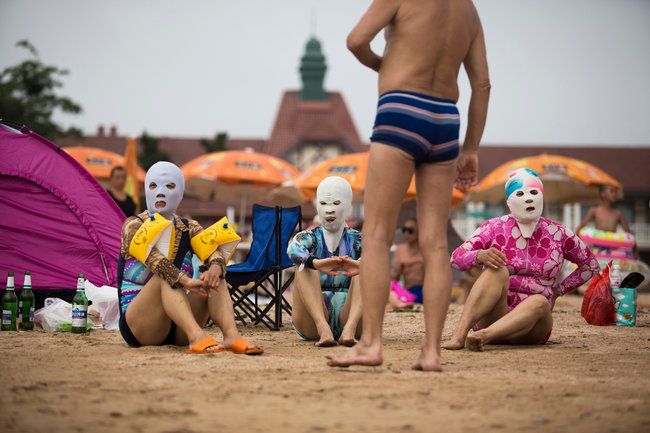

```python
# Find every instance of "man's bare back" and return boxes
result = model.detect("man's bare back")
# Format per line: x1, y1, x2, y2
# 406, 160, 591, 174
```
348, 0, 488, 102
380, 0, 483, 101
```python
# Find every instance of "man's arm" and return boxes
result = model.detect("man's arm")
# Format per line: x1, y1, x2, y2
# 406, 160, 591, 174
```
462, 20, 490, 155
391, 247, 403, 280
575, 208, 596, 234
617, 210, 632, 233
347, 0, 399, 72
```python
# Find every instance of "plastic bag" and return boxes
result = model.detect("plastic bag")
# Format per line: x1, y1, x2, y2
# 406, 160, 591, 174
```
84, 281, 119, 331
34, 298, 94, 332
581, 260, 615, 326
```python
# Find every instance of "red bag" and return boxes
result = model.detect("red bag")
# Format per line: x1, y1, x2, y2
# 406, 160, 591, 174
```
580, 260, 615, 326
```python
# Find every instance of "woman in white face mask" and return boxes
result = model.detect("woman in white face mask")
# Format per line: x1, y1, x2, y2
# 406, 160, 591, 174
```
287, 177, 363, 347
117, 162, 262, 355
443, 168, 599, 351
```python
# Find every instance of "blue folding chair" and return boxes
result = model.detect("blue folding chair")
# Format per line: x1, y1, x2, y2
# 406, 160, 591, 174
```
226, 205, 301, 330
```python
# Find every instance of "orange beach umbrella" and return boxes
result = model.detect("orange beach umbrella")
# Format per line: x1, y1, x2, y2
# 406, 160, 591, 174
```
288, 152, 465, 206
64, 146, 145, 182
180, 149, 300, 201
470, 153, 622, 204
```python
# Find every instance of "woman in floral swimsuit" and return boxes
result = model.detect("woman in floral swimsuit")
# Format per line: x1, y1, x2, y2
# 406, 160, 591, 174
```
444, 168, 600, 351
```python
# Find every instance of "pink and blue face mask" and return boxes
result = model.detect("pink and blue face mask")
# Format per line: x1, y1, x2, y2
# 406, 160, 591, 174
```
505, 168, 544, 224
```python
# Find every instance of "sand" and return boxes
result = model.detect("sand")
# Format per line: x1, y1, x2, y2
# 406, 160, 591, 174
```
1, 294, 649, 433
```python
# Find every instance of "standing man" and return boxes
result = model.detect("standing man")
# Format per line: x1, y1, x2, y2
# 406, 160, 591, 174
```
327, 0, 490, 371
107, 166, 137, 217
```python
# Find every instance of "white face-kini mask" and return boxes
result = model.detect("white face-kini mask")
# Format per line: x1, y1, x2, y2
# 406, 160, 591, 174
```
316, 176, 352, 252
505, 168, 544, 239
145, 161, 185, 220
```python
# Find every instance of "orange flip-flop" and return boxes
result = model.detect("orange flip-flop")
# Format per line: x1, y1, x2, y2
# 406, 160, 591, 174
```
186, 336, 225, 354
226, 338, 264, 355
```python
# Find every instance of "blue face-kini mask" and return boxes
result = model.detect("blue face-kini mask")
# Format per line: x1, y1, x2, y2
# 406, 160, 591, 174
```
144, 162, 185, 221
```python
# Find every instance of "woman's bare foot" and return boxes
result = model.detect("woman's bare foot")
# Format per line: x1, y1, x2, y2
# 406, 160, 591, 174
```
338, 328, 357, 347
315, 326, 337, 347
442, 336, 466, 350
411, 345, 442, 372
325, 341, 383, 367
466, 332, 487, 352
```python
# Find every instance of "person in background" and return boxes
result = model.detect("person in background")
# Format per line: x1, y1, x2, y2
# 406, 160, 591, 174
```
107, 166, 137, 217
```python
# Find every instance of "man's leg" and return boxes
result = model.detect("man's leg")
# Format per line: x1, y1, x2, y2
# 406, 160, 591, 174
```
292, 266, 336, 347
466, 294, 553, 351
338, 275, 363, 346
125, 275, 209, 347
410, 159, 456, 371
327, 143, 414, 366
442, 266, 510, 350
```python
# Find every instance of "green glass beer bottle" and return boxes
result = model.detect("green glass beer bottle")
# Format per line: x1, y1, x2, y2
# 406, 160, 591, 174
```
2, 272, 18, 331
19, 271, 35, 330
71, 274, 88, 334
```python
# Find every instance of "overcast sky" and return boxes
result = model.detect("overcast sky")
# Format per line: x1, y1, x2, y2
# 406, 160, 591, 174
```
1, 0, 649, 146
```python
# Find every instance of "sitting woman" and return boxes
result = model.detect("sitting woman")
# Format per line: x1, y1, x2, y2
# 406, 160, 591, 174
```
118, 161, 262, 355
444, 168, 599, 351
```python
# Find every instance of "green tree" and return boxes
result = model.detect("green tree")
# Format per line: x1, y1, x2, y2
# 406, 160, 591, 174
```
0, 40, 82, 140
200, 131, 228, 153
138, 131, 170, 170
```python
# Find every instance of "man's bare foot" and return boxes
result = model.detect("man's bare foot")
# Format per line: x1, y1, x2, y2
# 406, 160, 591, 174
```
442, 336, 466, 350
325, 341, 383, 367
411, 345, 442, 372
466, 333, 486, 352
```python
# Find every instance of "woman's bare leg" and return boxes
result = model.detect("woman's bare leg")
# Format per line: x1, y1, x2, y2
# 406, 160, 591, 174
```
338, 275, 363, 346
292, 267, 336, 347
442, 266, 510, 350
125, 275, 207, 347
466, 294, 553, 351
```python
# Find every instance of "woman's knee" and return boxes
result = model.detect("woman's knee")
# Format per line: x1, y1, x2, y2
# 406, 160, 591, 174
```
527, 295, 551, 317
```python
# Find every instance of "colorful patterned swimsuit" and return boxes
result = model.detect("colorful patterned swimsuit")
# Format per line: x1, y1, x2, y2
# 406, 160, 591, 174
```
451, 216, 600, 343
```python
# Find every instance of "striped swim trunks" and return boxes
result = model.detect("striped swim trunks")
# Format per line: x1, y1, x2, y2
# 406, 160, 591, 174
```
370, 90, 461, 164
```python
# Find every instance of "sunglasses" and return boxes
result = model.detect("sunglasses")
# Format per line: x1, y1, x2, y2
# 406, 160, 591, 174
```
401, 227, 415, 234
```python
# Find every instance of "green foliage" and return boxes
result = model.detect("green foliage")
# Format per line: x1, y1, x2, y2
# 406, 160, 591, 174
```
138, 131, 170, 170
0, 40, 83, 140
200, 131, 228, 153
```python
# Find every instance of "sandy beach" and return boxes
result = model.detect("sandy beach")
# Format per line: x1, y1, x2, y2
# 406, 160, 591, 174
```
1, 293, 649, 433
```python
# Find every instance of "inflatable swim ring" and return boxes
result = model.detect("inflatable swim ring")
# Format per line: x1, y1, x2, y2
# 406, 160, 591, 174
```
578, 227, 635, 249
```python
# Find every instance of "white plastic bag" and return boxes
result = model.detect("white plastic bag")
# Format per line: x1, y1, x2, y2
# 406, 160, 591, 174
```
84, 281, 119, 331
34, 298, 73, 332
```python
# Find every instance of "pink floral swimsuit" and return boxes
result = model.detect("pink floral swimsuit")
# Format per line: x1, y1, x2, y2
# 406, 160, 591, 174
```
451, 216, 600, 310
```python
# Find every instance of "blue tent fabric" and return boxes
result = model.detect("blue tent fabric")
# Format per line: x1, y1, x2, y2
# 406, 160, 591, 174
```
227, 205, 301, 330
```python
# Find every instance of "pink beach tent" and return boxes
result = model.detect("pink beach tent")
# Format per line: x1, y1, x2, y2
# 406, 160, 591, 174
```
0, 123, 125, 292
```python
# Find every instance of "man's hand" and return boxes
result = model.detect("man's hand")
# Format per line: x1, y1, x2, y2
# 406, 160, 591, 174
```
338, 256, 360, 277
313, 257, 345, 276
477, 247, 507, 269
200, 265, 222, 293
454, 151, 479, 192
179, 274, 210, 297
